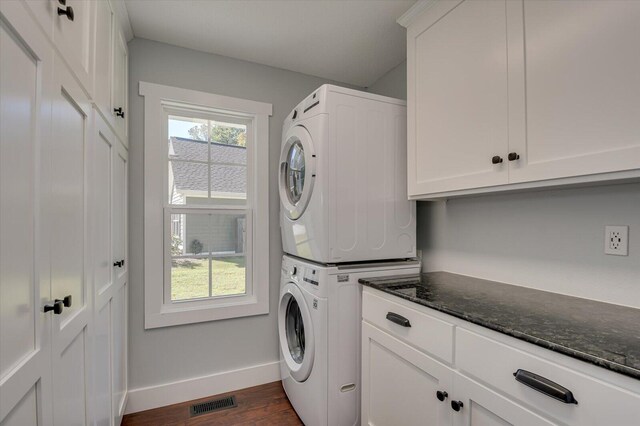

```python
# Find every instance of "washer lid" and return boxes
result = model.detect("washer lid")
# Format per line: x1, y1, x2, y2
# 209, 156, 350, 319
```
279, 282, 315, 382
279, 125, 316, 221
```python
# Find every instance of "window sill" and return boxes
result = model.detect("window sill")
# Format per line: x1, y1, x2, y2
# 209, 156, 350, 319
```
145, 296, 268, 329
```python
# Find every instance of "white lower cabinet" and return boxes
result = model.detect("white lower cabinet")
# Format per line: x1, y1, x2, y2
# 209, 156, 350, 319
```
362, 288, 640, 426
451, 372, 554, 426
362, 322, 452, 426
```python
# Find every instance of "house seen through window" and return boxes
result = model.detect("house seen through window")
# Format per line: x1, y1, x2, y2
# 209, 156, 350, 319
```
167, 113, 249, 301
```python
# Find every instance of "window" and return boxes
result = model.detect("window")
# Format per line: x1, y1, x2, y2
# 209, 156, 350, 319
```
140, 82, 272, 328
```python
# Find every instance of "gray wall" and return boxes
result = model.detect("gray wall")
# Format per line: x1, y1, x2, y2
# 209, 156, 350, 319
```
128, 38, 362, 389
368, 61, 640, 309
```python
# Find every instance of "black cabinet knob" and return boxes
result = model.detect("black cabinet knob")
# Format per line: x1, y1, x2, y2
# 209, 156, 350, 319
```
436, 390, 448, 402
57, 6, 74, 21
114, 107, 125, 118
508, 152, 520, 161
491, 155, 503, 164
55, 295, 72, 308
451, 400, 464, 412
113, 259, 125, 268
44, 300, 64, 315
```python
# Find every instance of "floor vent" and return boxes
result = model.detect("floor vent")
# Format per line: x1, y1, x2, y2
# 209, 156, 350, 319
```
190, 395, 237, 417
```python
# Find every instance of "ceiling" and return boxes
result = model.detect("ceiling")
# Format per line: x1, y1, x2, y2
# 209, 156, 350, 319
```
124, 0, 416, 87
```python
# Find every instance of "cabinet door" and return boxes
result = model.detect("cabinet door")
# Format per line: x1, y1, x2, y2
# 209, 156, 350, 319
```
111, 27, 128, 143
361, 322, 452, 426
507, 0, 640, 183
49, 58, 92, 426
91, 113, 128, 426
452, 373, 556, 426
112, 136, 128, 423
0, 2, 54, 425
407, 0, 509, 197
53, 0, 94, 96
93, 0, 114, 124
22, 0, 54, 39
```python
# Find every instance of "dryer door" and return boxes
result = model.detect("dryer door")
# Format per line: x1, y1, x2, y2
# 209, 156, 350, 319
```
279, 282, 315, 382
279, 125, 316, 220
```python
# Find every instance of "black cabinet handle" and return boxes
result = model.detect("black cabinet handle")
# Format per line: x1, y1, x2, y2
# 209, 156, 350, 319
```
55, 295, 72, 308
451, 400, 463, 412
44, 300, 64, 315
436, 390, 448, 402
114, 107, 125, 118
491, 155, 503, 164
513, 369, 578, 404
57, 6, 74, 21
114, 260, 124, 268
508, 152, 520, 161
386, 312, 411, 327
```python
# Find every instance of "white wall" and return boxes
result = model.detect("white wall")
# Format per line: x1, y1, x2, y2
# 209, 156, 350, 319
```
128, 38, 361, 391
368, 61, 640, 309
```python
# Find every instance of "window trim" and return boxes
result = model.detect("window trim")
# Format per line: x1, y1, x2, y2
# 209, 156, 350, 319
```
140, 81, 272, 329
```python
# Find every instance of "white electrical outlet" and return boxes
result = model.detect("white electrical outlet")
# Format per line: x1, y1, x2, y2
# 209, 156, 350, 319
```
604, 225, 629, 256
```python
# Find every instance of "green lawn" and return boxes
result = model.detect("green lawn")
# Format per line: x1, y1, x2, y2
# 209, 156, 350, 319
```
171, 256, 246, 301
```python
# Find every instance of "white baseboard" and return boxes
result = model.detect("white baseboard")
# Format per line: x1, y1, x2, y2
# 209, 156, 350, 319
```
124, 360, 281, 414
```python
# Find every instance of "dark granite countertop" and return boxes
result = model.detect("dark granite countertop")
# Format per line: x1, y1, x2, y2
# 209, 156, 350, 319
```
359, 272, 640, 380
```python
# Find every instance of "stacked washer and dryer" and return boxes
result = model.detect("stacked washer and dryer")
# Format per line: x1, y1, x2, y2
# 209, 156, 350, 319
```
278, 85, 419, 426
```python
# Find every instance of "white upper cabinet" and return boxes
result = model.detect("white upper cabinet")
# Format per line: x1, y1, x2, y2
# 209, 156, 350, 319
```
407, 0, 509, 196
404, 0, 640, 199
94, 0, 128, 144
506, 0, 640, 184
93, 0, 115, 123
111, 27, 128, 143
24, 0, 95, 96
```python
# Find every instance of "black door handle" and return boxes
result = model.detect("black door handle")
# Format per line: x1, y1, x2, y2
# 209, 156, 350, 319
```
386, 312, 411, 327
451, 400, 463, 412
114, 107, 125, 118
491, 155, 503, 164
44, 300, 64, 315
57, 6, 74, 21
513, 369, 578, 404
508, 152, 520, 161
436, 390, 448, 402
55, 295, 72, 308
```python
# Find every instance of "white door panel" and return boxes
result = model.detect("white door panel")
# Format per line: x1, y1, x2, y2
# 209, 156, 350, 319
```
111, 28, 128, 143
49, 58, 91, 426
507, 0, 640, 183
52, 0, 94, 96
0, 2, 53, 425
22, 0, 54, 40
407, 0, 509, 196
92, 302, 112, 426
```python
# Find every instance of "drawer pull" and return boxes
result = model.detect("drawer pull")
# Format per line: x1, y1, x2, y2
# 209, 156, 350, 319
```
513, 369, 578, 404
386, 312, 411, 327
436, 390, 448, 401
451, 400, 463, 412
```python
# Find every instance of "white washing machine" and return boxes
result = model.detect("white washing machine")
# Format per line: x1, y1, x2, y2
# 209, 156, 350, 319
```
279, 254, 420, 426
279, 84, 416, 264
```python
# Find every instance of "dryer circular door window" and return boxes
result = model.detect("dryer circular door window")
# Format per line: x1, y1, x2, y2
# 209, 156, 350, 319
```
279, 125, 316, 220
279, 282, 315, 382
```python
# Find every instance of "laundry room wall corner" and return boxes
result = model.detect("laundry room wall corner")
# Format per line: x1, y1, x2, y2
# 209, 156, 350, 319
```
127, 37, 363, 411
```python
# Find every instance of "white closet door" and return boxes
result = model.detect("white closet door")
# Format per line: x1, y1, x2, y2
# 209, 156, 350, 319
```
0, 2, 54, 425
48, 58, 92, 426
112, 140, 128, 422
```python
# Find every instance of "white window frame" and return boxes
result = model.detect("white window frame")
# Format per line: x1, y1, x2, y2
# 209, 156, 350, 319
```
140, 82, 272, 329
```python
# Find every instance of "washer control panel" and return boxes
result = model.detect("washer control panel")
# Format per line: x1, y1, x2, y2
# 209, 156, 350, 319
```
303, 268, 319, 286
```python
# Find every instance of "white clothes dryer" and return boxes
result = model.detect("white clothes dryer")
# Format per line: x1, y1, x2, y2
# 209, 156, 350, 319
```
279, 85, 416, 264
278, 254, 420, 426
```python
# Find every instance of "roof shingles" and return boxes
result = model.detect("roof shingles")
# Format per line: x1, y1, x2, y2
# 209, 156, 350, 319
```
169, 137, 246, 194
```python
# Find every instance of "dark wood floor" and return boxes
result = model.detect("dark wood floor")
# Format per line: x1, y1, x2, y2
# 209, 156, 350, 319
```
122, 381, 303, 426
